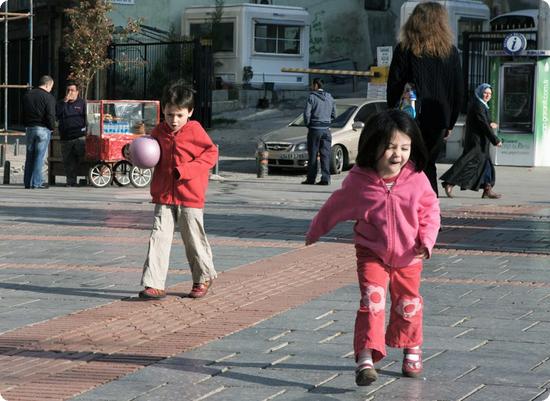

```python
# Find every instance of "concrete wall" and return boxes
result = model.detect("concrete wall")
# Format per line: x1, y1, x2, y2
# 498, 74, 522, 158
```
367, 4, 403, 65
110, 0, 224, 37
109, 1, 407, 69
258, 0, 405, 69
274, 0, 373, 68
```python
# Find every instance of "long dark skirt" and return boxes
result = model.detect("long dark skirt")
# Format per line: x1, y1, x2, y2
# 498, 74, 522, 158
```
440, 147, 495, 191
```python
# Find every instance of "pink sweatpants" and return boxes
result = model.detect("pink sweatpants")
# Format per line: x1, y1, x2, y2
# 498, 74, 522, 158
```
353, 246, 423, 363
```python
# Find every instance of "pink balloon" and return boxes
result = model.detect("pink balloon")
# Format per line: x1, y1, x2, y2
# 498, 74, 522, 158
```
129, 136, 160, 168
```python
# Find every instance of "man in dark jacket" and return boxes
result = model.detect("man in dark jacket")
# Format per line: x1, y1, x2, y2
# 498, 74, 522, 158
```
23, 75, 56, 189
56, 82, 87, 187
302, 78, 336, 185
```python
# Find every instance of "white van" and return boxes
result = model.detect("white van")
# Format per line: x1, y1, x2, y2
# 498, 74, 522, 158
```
182, 4, 309, 89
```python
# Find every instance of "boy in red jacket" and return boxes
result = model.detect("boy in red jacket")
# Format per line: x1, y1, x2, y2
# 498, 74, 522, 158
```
139, 81, 218, 300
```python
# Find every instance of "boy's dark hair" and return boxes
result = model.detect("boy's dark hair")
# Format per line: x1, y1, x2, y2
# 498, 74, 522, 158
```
356, 109, 428, 172
312, 78, 324, 89
66, 81, 78, 90
162, 80, 195, 110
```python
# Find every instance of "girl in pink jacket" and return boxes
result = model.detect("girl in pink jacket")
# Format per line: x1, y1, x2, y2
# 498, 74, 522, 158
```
306, 109, 440, 386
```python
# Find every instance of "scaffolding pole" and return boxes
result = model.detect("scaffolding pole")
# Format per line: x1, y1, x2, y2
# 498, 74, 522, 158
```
3, 5, 7, 143
1, 2, 33, 144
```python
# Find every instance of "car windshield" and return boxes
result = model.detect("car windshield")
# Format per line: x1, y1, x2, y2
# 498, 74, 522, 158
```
289, 105, 358, 128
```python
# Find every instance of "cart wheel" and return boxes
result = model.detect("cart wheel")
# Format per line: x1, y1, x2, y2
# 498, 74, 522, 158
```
113, 161, 132, 186
88, 163, 113, 188
130, 166, 152, 188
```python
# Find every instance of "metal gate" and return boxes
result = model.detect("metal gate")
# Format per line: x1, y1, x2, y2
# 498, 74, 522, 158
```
107, 39, 213, 127
461, 30, 537, 111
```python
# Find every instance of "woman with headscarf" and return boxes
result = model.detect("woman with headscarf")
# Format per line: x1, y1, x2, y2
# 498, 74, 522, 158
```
387, 1, 464, 196
440, 83, 503, 199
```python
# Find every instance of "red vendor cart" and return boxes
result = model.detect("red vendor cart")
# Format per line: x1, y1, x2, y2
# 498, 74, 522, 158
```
48, 99, 160, 188
85, 100, 160, 188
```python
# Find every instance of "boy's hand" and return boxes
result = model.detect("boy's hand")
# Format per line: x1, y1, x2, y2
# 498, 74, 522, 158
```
414, 246, 429, 259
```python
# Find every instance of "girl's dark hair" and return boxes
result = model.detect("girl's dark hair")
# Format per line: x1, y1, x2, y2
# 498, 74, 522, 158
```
162, 80, 195, 110
356, 109, 428, 172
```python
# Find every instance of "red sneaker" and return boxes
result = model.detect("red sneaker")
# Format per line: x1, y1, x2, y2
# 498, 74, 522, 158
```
188, 280, 212, 298
402, 348, 423, 378
138, 287, 166, 300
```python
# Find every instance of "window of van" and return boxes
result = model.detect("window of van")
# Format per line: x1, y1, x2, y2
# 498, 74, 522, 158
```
254, 24, 301, 55
190, 22, 235, 52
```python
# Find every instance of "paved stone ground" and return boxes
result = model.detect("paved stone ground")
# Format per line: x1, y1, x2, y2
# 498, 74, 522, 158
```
1, 108, 550, 401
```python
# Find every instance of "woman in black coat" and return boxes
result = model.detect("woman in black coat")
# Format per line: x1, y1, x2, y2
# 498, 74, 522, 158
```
387, 2, 464, 196
440, 83, 503, 199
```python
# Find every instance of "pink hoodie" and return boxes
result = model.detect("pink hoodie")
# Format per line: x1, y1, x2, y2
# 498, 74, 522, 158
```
306, 163, 440, 268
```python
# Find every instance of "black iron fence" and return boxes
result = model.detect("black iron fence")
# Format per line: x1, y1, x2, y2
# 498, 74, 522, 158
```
4, 0, 47, 10
107, 39, 213, 127
461, 30, 537, 111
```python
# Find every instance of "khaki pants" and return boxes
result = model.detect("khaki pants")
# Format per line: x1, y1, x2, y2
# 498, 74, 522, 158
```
141, 205, 217, 290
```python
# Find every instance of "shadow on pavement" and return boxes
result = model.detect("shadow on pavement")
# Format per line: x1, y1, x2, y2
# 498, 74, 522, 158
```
0, 348, 355, 395
0, 282, 137, 300
1, 204, 549, 254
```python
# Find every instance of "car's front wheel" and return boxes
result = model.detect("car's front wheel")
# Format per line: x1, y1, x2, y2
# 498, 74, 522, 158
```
330, 144, 346, 174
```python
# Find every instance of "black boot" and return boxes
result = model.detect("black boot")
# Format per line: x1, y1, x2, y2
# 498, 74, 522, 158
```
482, 184, 501, 199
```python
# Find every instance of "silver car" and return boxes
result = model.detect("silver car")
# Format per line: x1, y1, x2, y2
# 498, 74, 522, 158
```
256, 98, 387, 174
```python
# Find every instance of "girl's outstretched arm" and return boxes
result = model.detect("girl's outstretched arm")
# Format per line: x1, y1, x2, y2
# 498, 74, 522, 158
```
305, 176, 364, 245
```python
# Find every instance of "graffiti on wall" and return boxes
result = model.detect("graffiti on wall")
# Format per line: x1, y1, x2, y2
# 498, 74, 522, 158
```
309, 10, 325, 56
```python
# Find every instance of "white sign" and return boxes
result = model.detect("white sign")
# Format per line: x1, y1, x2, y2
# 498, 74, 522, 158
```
503, 33, 527, 55
377, 46, 393, 67
494, 134, 534, 166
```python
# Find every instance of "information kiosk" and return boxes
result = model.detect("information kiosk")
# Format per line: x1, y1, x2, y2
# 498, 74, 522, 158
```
487, 34, 550, 166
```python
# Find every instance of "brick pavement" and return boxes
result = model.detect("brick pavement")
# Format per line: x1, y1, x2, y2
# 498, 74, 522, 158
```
0, 243, 357, 401
68, 249, 550, 401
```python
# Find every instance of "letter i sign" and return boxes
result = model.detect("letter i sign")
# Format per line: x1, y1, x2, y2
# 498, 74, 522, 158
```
503, 33, 527, 55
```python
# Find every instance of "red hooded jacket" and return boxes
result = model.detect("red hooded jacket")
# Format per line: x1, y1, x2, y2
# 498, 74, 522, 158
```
149, 120, 218, 208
